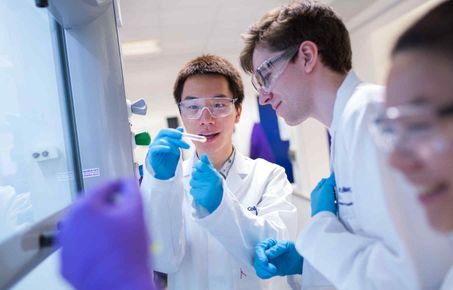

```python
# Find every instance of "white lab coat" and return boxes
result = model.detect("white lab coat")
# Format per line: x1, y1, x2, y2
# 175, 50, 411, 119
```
441, 266, 453, 290
296, 71, 453, 290
141, 151, 297, 290
440, 235, 453, 290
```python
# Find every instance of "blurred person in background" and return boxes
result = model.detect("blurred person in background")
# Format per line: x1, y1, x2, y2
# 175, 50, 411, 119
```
375, 1, 453, 289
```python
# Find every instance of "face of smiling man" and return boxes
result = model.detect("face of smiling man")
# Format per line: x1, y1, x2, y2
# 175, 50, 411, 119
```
251, 45, 316, 126
180, 74, 242, 168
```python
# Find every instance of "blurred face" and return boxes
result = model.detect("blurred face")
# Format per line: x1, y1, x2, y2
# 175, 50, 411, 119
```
180, 74, 241, 160
385, 50, 453, 232
252, 46, 313, 126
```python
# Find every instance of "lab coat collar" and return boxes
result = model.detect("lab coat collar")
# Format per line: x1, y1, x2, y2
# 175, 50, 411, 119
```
329, 70, 361, 136
182, 151, 249, 195
225, 151, 250, 194
182, 148, 236, 177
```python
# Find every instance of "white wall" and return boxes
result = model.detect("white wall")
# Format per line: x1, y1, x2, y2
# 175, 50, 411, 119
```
350, 0, 444, 85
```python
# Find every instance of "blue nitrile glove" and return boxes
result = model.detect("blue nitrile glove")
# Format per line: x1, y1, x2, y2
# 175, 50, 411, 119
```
58, 179, 155, 290
189, 154, 223, 214
148, 128, 190, 180
254, 238, 303, 279
311, 172, 337, 216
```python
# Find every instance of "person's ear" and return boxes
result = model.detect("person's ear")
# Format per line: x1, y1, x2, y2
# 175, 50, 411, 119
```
297, 41, 318, 73
235, 104, 242, 123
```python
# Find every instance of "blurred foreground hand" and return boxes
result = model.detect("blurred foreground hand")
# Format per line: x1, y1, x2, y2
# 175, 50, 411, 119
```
58, 179, 156, 290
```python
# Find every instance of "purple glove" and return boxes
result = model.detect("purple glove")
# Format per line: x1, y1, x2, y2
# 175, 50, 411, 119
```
58, 179, 155, 290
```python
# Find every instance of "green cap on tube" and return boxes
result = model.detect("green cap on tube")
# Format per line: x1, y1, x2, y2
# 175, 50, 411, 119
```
135, 132, 151, 146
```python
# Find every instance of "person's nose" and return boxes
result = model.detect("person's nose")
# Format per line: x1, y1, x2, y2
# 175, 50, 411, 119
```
258, 90, 273, 106
389, 145, 421, 176
199, 107, 215, 125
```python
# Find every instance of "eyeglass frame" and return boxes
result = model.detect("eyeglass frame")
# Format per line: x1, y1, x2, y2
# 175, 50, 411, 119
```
371, 102, 453, 155
251, 45, 300, 94
177, 97, 239, 119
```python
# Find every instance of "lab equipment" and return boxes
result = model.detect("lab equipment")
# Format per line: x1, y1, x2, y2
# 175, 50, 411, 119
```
310, 172, 336, 216
127, 98, 148, 116
135, 131, 151, 146
189, 154, 223, 213
182, 132, 207, 143
178, 97, 237, 119
254, 238, 303, 279
58, 179, 155, 290
148, 128, 190, 180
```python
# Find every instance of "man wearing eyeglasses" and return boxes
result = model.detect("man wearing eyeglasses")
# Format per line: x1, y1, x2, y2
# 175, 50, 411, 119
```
140, 54, 297, 290
239, 1, 452, 289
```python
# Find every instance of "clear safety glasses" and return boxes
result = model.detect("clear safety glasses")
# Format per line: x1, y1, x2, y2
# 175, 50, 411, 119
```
251, 45, 299, 94
178, 97, 238, 119
371, 102, 453, 158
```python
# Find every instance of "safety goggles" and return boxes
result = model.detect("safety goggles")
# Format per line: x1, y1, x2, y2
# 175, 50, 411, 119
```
371, 102, 453, 158
178, 97, 238, 119
251, 45, 299, 94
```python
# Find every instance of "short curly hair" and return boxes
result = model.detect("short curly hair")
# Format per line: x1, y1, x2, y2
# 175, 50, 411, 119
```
173, 54, 244, 109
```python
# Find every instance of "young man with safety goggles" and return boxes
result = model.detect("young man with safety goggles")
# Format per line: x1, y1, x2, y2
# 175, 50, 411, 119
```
239, 1, 453, 289
140, 54, 297, 290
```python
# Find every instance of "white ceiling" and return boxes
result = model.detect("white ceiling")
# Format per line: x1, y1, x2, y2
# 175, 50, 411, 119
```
119, 0, 291, 57
117, 0, 378, 117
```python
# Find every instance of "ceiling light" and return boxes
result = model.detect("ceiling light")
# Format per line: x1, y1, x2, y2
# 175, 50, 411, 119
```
121, 40, 161, 56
